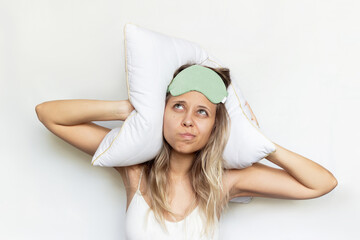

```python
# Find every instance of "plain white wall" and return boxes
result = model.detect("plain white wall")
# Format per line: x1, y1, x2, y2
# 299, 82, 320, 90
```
1, 0, 359, 239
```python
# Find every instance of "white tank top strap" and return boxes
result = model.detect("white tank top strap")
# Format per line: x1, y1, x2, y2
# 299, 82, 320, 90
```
136, 166, 144, 193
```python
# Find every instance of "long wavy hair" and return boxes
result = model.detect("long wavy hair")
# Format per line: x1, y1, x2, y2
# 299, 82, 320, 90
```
142, 63, 232, 237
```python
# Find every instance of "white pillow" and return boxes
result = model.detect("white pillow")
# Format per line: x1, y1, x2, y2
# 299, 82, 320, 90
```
91, 24, 276, 202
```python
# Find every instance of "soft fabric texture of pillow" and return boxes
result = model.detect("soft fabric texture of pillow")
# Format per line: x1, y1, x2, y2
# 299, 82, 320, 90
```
91, 24, 276, 203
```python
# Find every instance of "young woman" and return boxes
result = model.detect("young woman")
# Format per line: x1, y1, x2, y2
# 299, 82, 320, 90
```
35, 64, 337, 239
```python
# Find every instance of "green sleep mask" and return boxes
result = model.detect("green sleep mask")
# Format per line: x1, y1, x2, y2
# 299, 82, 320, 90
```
166, 65, 228, 104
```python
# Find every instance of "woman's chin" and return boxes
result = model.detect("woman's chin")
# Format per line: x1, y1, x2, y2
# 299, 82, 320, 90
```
172, 145, 197, 155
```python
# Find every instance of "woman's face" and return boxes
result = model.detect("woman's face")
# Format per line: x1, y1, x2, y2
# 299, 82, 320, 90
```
163, 91, 217, 154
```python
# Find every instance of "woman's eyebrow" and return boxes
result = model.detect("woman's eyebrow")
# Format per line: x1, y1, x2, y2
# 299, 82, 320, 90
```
172, 100, 211, 112
198, 105, 211, 112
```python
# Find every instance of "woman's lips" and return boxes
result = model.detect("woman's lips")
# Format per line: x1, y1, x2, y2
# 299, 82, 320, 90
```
180, 133, 195, 140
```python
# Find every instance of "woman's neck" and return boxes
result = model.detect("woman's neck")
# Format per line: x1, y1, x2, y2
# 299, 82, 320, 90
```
168, 149, 195, 179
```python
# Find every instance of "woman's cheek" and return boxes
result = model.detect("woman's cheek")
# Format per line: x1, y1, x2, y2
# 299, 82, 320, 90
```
163, 115, 177, 141
198, 119, 213, 134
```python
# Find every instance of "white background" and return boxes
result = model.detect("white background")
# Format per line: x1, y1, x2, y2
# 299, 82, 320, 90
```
1, 0, 359, 239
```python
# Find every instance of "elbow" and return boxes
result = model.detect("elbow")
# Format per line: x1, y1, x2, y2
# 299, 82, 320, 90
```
313, 175, 338, 199
35, 103, 44, 123
326, 173, 338, 193
329, 176, 338, 192
35, 102, 48, 124
332, 176, 338, 188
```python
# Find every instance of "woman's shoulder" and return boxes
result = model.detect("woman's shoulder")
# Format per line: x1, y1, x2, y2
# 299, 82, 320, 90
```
116, 163, 147, 191
222, 169, 234, 192
126, 163, 146, 174
126, 163, 147, 182
222, 168, 249, 197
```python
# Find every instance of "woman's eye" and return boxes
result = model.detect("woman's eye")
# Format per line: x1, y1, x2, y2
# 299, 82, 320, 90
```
198, 109, 208, 116
174, 104, 184, 109
173, 104, 208, 116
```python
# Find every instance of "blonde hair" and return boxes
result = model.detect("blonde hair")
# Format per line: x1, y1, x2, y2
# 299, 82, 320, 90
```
142, 63, 231, 237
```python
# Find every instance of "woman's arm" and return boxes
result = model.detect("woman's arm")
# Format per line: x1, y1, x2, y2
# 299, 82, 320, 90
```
266, 143, 337, 195
35, 99, 134, 156
226, 103, 337, 200
228, 144, 337, 200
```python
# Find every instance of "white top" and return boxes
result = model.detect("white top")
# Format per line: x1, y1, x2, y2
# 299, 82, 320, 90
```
125, 167, 220, 240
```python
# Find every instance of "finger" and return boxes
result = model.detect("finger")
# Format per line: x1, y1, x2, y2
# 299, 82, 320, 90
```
247, 104, 260, 128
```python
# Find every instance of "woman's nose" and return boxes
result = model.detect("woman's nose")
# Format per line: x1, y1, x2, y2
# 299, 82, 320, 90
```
182, 120, 193, 127
182, 112, 194, 127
